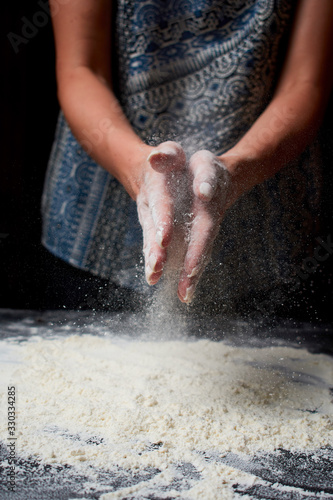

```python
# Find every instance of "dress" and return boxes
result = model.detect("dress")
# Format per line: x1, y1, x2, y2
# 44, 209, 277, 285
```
42, 0, 322, 310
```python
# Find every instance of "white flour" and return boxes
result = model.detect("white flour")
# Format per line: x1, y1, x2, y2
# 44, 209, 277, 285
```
1, 332, 333, 498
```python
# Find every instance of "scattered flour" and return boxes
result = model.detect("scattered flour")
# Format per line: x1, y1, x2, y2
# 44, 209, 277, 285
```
0, 332, 332, 498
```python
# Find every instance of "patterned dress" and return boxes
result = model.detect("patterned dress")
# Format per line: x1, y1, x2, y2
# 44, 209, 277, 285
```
42, 0, 322, 310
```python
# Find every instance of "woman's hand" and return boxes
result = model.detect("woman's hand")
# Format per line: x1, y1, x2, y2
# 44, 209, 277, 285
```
176, 150, 231, 303
136, 141, 187, 285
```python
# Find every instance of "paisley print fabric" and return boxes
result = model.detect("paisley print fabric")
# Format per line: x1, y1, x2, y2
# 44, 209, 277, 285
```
42, 0, 322, 307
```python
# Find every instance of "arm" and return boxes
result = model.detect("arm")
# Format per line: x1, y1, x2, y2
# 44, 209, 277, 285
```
52, 0, 147, 199
52, 0, 187, 284
178, 0, 333, 303
222, 0, 333, 204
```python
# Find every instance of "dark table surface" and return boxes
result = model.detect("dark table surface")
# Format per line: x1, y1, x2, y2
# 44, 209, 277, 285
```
0, 309, 332, 500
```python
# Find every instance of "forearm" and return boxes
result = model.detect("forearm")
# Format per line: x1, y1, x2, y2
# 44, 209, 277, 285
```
57, 66, 150, 199
221, 0, 333, 207
52, 0, 152, 199
221, 81, 326, 204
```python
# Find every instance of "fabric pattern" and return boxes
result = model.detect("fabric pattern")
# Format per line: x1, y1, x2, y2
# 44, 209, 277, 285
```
42, 0, 322, 306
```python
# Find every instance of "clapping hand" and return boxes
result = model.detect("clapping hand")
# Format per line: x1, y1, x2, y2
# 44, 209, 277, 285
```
137, 144, 231, 303
177, 150, 230, 303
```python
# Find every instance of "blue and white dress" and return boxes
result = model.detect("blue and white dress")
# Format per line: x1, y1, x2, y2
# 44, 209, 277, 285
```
42, 0, 322, 307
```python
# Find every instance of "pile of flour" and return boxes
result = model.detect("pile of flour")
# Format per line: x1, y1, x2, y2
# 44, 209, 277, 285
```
1, 331, 333, 498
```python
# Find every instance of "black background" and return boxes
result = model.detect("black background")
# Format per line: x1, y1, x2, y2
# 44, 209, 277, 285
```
1, 1, 333, 320
1, 1, 117, 311
2, 1, 59, 309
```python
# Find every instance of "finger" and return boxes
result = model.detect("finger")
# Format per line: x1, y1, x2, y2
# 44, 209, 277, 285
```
148, 141, 186, 173
177, 203, 219, 303
147, 179, 174, 249
147, 142, 187, 247
189, 150, 227, 202
137, 193, 167, 284
146, 267, 163, 286
177, 271, 203, 304
144, 234, 167, 285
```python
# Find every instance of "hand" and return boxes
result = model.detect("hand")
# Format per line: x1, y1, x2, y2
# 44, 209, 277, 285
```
177, 150, 231, 303
136, 141, 187, 285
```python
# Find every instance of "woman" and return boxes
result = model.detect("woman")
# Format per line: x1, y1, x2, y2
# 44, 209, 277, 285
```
42, 0, 333, 314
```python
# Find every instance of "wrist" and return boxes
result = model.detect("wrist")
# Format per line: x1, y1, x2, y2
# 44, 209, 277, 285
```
105, 140, 153, 200
218, 152, 258, 209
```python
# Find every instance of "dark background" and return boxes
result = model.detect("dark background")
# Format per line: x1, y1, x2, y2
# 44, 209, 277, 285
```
1, 1, 58, 309
1, 1, 333, 320
1, 0, 116, 311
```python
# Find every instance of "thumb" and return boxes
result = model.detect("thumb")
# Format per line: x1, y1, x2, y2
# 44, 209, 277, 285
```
190, 150, 228, 202
148, 141, 186, 173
